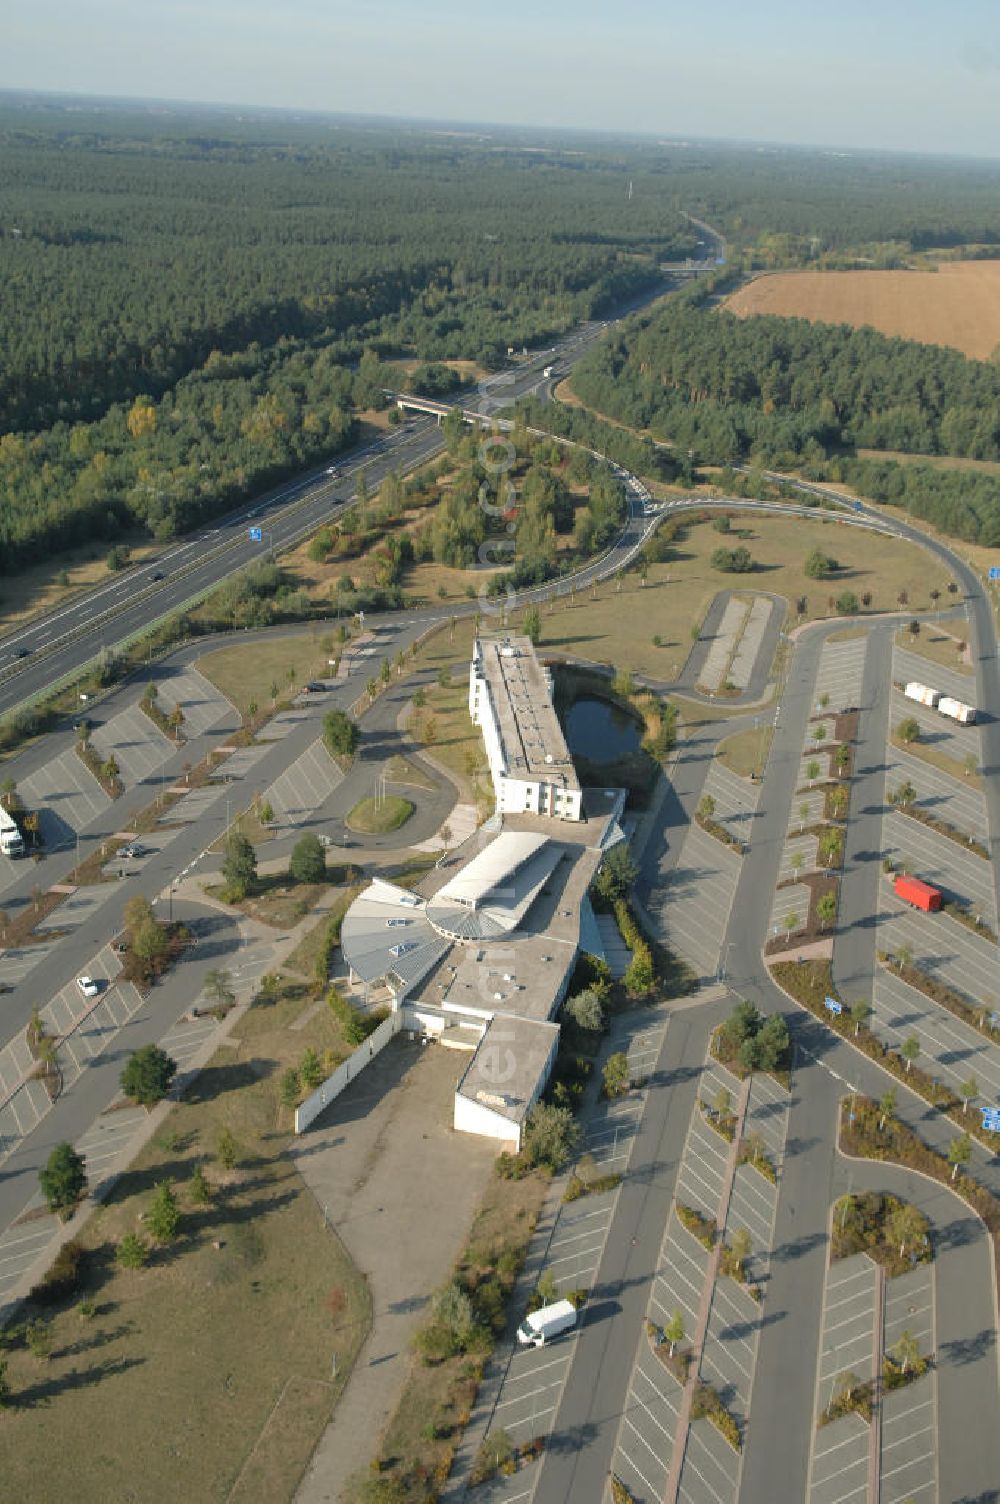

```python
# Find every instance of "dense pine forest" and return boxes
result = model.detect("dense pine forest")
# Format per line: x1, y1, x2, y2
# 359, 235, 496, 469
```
569, 283, 1000, 545
0, 100, 697, 569
5, 95, 1000, 569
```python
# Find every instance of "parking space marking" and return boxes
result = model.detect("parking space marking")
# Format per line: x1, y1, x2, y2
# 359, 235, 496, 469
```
701, 761, 761, 848
257, 707, 312, 741
880, 904, 999, 1024
21, 746, 110, 846
160, 785, 223, 824
889, 679, 979, 764
646, 821, 741, 981
265, 738, 345, 828
91, 704, 172, 789
157, 666, 236, 738
884, 813, 995, 928
886, 741, 985, 838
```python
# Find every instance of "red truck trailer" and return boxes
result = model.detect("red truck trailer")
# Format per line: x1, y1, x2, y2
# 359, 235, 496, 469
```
894, 875, 942, 912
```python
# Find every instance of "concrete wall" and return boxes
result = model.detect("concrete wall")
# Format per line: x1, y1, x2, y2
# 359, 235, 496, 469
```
453, 1091, 520, 1149
294, 1011, 402, 1133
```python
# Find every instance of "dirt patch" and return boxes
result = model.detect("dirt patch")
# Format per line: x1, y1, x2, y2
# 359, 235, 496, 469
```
0, 984, 370, 1504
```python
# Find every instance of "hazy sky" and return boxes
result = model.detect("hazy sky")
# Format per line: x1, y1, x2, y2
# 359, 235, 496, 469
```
6, 0, 1000, 157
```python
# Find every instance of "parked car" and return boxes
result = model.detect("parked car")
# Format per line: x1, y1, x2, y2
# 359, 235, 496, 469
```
303, 681, 327, 694
150, 571, 164, 581
76, 975, 100, 997
119, 844, 147, 860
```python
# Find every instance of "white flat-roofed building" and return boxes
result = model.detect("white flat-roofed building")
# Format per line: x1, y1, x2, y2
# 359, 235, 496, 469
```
469, 635, 582, 822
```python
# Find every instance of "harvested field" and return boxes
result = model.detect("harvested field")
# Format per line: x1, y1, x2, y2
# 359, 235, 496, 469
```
723, 263, 1000, 361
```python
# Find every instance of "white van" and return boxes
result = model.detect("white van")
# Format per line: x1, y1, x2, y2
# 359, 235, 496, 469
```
516, 1299, 578, 1348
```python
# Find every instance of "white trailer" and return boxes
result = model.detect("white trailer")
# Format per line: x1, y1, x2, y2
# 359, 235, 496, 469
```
938, 696, 977, 725
0, 806, 25, 858
904, 682, 940, 709
516, 1299, 577, 1348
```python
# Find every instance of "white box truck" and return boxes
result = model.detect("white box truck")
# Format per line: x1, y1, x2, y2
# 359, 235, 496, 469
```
0, 806, 25, 858
516, 1299, 577, 1348
904, 682, 940, 709
938, 696, 977, 725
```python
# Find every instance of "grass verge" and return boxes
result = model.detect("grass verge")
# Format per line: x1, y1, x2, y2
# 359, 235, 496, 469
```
716, 725, 771, 779
0, 981, 371, 1504
346, 795, 414, 835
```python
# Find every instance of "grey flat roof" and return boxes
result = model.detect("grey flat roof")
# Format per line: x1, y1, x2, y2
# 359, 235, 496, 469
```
474, 635, 580, 788
427, 832, 565, 940
455, 1014, 561, 1127
340, 878, 450, 992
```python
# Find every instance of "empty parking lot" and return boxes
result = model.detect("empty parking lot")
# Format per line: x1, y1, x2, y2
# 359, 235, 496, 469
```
808, 1254, 876, 1504
647, 823, 741, 984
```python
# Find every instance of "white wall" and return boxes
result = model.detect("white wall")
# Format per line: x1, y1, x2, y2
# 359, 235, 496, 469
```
294, 1011, 402, 1133
453, 1091, 520, 1149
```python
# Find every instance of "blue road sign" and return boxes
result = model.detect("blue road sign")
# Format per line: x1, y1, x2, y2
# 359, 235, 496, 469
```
824, 996, 842, 1016
854, 501, 863, 512
248, 526, 263, 542
981, 1107, 1000, 1132
990, 566, 1000, 580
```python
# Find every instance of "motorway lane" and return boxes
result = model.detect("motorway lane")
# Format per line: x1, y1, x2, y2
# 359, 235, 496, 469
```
0, 291, 655, 720
0, 420, 447, 716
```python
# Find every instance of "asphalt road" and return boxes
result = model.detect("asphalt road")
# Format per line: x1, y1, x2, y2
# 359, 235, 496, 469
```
0, 262, 705, 721
532, 998, 730, 1504
0, 895, 240, 1232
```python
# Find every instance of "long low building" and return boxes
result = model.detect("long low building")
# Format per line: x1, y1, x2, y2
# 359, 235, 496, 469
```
469, 633, 582, 822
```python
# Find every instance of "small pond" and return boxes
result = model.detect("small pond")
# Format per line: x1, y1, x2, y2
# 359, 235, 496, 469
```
564, 696, 643, 762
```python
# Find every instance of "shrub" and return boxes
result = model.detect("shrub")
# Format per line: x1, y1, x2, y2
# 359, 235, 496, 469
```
120, 1044, 177, 1107
289, 833, 326, 884
147, 1181, 180, 1243
322, 707, 359, 758
804, 548, 838, 579
711, 545, 753, 573
603, 1052, 631, 1098
39, 1142, 87, 1217
521, 1102, 580, 1173
563, 988, 605, 1033
116, 1232, 149, 1270
29, 1240, 86, 1304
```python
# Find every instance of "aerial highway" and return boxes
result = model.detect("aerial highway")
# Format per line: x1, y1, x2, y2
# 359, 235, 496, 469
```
0, 241, 724, 724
